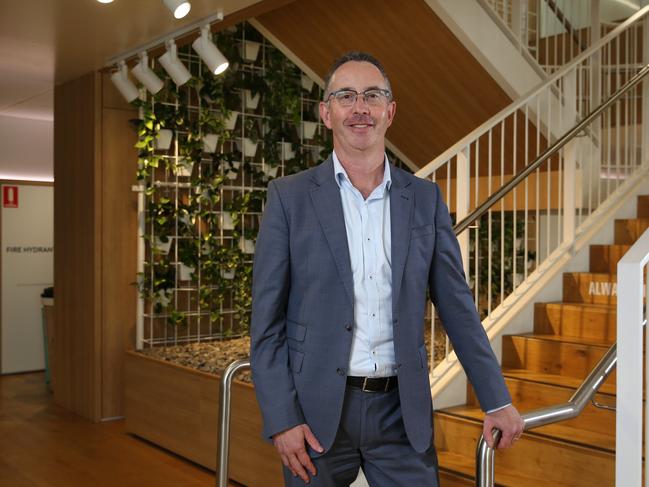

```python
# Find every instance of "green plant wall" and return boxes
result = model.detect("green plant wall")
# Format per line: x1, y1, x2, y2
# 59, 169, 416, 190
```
133, 22, 411, 346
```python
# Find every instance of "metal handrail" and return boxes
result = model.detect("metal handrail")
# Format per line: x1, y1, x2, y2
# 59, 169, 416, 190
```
216, 358, 250, 487
475, 344, 617, 487
416, 3, 649, 178
453, 62, 649, 235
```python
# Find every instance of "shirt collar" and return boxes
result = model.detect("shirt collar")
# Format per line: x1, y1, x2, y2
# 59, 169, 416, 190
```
332, 151, 392, 193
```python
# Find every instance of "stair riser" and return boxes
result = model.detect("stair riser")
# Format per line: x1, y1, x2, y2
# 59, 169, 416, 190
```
614, 218, 649, 245
435, 415, 614, 486
563, 273, 617, 305
638, 195, 649, 218
589, 245, 631, 273
534, 303, 616, 342
502, 336, 614, 382
439, 471, 473, 487
468, 378, 615, 438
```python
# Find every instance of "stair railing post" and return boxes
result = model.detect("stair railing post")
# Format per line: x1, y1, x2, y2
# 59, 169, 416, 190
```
457, 148, 471, 275
562, 68, 578, 246
643, 15, 649, 166
511, 0, 523, 53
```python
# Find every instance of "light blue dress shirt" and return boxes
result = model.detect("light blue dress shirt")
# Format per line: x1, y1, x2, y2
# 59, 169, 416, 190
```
333, 151, 397, 378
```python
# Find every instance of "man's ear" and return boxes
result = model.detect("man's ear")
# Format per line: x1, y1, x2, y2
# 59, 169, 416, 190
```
319, 101, 332, 129
386, 100, 396, 127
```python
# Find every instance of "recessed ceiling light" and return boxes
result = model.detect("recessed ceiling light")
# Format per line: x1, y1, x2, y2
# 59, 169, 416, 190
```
97, 0, 114, 3
163, 0, 191, 19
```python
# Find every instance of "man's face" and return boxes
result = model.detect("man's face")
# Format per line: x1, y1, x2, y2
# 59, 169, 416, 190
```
319, 61, 396, 156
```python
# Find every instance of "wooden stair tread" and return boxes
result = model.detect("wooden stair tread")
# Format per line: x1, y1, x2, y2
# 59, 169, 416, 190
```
513, 333, 614, 347
542, 301, 615, 310
502, 369, 616, 395
437, 451, 541, 487
440, 406, 615, 451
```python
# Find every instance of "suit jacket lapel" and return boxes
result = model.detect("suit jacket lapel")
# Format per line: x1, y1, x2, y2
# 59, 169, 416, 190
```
309, 158, 355, 307
389, 165, 414, 317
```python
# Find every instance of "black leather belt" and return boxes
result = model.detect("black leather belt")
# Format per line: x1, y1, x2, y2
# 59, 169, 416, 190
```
346, 376, 398, 392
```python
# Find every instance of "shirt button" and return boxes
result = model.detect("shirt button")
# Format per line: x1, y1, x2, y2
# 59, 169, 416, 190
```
337, 368, 346, 376
345, 323, 352, 331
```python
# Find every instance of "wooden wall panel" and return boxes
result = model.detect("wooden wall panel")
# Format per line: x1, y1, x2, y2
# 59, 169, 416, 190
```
256, 0, 513, 167
53, 72, 102, 421
100, 74, 138, 419
54, 71, 137, 422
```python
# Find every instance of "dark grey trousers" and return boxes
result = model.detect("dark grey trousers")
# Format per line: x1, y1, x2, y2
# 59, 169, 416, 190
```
283, 386, 440, 487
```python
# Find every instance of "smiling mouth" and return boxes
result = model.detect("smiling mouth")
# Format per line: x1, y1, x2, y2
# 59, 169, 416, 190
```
349, 123, 373, 128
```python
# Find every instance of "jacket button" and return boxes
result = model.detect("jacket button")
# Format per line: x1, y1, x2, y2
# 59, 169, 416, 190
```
345, 323, 352, 331
337, 368, 345, 376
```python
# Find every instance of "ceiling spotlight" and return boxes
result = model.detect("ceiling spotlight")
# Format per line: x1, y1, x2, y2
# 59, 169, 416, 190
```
110, 61, 139, 103
97, 0, 114, 3
132, 52, 164, 95
158, 39, 192, 86
163, 0, 191, 19
192, 25, 229, 75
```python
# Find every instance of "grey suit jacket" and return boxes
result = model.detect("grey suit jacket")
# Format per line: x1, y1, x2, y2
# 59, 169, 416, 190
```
250, 157, 511, 453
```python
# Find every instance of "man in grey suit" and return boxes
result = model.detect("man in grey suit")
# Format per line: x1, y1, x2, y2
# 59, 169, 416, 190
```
250, 51, 523, 486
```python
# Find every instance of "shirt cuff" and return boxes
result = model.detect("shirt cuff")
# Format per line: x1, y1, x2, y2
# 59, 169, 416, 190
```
485, 403, 511, 414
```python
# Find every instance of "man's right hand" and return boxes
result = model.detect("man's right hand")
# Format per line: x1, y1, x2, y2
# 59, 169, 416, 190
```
272, 424, 324, 484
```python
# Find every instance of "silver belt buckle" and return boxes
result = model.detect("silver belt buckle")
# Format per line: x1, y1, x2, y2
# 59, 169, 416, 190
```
362, 377, 370, 392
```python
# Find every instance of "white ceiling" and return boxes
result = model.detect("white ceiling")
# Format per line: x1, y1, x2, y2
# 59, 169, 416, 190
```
0, 0, 263, 122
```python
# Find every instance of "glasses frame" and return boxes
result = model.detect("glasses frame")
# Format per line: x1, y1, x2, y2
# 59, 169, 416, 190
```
325, 88, 392, 107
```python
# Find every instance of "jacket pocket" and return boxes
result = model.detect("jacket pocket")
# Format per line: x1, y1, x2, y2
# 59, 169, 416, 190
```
411, 224, 434, 239
286, 319, 306, 341
418, 344, 429, 369
289, 348, 304, 373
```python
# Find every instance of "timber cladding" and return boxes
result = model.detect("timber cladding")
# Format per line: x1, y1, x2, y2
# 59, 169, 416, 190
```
124, 351, 283, 486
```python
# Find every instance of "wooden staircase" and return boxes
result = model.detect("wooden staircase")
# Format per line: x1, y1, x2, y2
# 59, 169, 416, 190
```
435, 195, 649, 486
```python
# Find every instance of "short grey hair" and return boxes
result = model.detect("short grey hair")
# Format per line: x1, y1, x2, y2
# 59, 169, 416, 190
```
322, 51, 392, 101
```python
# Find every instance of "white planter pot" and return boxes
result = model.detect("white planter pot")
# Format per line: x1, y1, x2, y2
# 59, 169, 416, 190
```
179, 263, 195, 281
262, 162, 279, 178
301, 75, 314, 93
240, 237, 255, 254
202, 134, 219, 153
225, 111, 238, 131
240, 40, 261, 62
174, 158, 194, 177
155, 129, 173, 150
244, 90, 260, 110
278, 141, 295, 160
221, 212, 235, 230
153, 236, 173, 255
301, 121, 318, 140
221, 269, 235, 280
226, 161, 241, 180
236, 138, 259, 158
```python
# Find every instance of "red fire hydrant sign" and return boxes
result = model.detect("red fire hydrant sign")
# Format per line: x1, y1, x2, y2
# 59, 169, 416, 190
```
3, 186, 18, 208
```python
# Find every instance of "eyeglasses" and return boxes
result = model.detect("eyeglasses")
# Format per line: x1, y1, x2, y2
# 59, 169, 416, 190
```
325, 88, 392, 107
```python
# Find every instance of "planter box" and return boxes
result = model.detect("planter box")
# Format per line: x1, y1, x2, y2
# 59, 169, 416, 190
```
240, 40, 261, 62
155, 129, 174, 150
202, 134, 219, 153
236, 138, 259, 158
125, 352, 282, 486
301, 121, 318, 140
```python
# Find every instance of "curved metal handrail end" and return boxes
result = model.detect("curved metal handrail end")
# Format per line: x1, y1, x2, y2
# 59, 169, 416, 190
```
216, 357, 251, 487
475, 343, 617, 486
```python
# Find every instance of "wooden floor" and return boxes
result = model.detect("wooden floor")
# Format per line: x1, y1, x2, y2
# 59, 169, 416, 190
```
0, 372, 240, 487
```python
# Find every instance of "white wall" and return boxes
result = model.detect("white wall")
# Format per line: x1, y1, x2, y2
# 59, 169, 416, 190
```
0, 114, 53, 181
1, 184, 54, 374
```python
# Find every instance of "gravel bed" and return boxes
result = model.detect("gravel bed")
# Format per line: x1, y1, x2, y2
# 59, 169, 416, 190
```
138, 327, 448, 384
